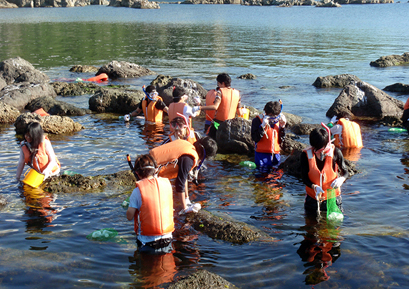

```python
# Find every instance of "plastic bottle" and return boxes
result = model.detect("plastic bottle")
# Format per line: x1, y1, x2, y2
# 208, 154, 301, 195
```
388, 127, 407, 133
122, 196, 130, 208
63, 170, 78, 176
239, 161, 257, 169
119, 115, 132, 122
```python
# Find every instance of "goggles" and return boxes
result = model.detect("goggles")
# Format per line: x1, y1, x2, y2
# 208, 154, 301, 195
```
149, 91, 158, 99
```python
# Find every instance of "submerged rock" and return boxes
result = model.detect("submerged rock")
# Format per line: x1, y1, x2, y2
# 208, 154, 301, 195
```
69, 65, 100, 73
168, 270, 239, 289
238, 73, 256, 79
185, 209, 273, 244
51, 81, 101, 96
370, 52, 409, 67
383, 83, 409, 95
14, 112, 84, 134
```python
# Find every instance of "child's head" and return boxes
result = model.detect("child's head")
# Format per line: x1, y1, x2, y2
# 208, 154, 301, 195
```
173, 87, 188, 102
134, 154, 157, 179
216, 73, 231, 87
194, 136, 218, 160
170, 116, 189, 140
145, 85, 158, 100
24, 121, 44, 149
264, 101, 281, 117
310, 128, 329, 150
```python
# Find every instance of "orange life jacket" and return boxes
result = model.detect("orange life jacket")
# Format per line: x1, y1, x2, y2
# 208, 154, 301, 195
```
168, 102, 192, 129
333, 118, 363, 148
404, 97, 409, 110
142, 96, 164, 123
255, 115, 280, 154
135, 177, 174, 236
21, 136, 60, 174
205, 90, 217, 122
304, 145, 340, 200
214, 87, 240, 122
149, 139, 199, 180
33, 108, 49, 116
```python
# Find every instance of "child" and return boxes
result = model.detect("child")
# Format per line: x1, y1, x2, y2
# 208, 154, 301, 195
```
329, 112, 363, 149
168, 87, 201, 128
126, 154, 174, 252
123, 85, 168, 124
162, 116, 197, 145
300, 126, 349, 215
16, 122, 60, 181
251, 101, 286, 173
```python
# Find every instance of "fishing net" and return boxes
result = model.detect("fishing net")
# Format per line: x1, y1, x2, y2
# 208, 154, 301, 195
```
326, 189, 344, 223
86, 228, 118, 241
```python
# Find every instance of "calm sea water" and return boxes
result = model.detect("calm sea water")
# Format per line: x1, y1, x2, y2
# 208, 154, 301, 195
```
1, 4, 409, 288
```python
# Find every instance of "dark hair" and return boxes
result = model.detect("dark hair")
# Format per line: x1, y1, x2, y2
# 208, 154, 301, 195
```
170, 116, 188, 140
134, 154, 157, 179
309, 128, 329, 150
216, 73, 231, 87
25, 122, 44, 151
264, 101, 281, 116
173, 87, 187, 102
194, 136, 217, 160
146, 85, 156, 94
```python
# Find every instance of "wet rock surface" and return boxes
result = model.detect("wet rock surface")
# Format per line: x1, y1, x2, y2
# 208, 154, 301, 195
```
312, 74, 361, 88
26, 96, 91, 116
167, 269, 239, 289
96, 60, 155, 79
51, 81, 101, 96
185, 209, 273, 244
0, 57, 50, 85
89, 87, 144, 113
14, 112, 84, 134
216, 117, 254, 155
69, 65, 100, 73
238, 73, 256, 79
326, 81, 404, 121
0, 102, 20, 124
370, 52, 409, 67
383, 83, 409, 95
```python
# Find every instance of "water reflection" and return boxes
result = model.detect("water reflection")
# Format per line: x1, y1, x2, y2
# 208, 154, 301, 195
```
20, 184, 60, 236
341, 147, 362, 162
137, 121, 167, 149
296, 215, 343, 286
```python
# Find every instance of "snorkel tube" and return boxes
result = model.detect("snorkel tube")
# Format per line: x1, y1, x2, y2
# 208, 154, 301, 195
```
175, 112, 192, 139
126, 154, 139, 181
142, 85, 154, 101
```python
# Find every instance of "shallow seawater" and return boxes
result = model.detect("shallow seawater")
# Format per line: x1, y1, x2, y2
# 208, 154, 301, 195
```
1, 4, 409, 288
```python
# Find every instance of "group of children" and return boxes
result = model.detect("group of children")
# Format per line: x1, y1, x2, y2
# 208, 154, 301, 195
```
16, 72, 364, 252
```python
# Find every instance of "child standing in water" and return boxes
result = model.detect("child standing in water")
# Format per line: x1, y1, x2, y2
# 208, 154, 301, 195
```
16, 122, 60, 181
251, 101, 286, 173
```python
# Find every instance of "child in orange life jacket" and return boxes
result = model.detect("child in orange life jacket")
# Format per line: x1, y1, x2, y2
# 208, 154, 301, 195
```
328, 111, 363, 149
300, 127, 349, 215
161, 116, 198, 145
168, 87, 201, 128
16, 122, 61, 182
199, 73, 242, 136
126, 154, 174, 253
123, 85, 168, 123
149, 137, 217, 215
251, 101, 286, 173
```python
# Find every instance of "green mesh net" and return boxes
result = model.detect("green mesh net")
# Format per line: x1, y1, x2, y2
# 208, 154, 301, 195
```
86, 228, 118, 241
326, 189, 344, 223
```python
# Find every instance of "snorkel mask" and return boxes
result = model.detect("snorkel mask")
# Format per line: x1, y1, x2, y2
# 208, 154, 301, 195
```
171, 113, 191, 140
314, 123, 332, 161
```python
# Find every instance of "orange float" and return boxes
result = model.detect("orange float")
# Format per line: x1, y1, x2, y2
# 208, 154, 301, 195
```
85, 73, 109, 82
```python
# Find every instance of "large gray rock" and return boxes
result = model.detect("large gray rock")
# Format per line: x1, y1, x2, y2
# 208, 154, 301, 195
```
14, 112, 84, 135
168, 270, 239, 289
0, 0, 18, 7
283, 111, 303, 128
89, 87, 144, 113
370, 52, 409, 67
216, 117, 253, 155
0, 77, 6, 91
316, 0, 341, 6
291, 123, 322, 135
120, 0, 160, 8
0, 102, 20, 124
26, 96, 91, 116
326, 81, 404, 120
151, 74, 207, 106
383, 83, 409, 95
96, 61, 155, 79
312, 74, 361, 88
0, 57, 50, 85
0, 82, 57, 111
7, 0, 75, 6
